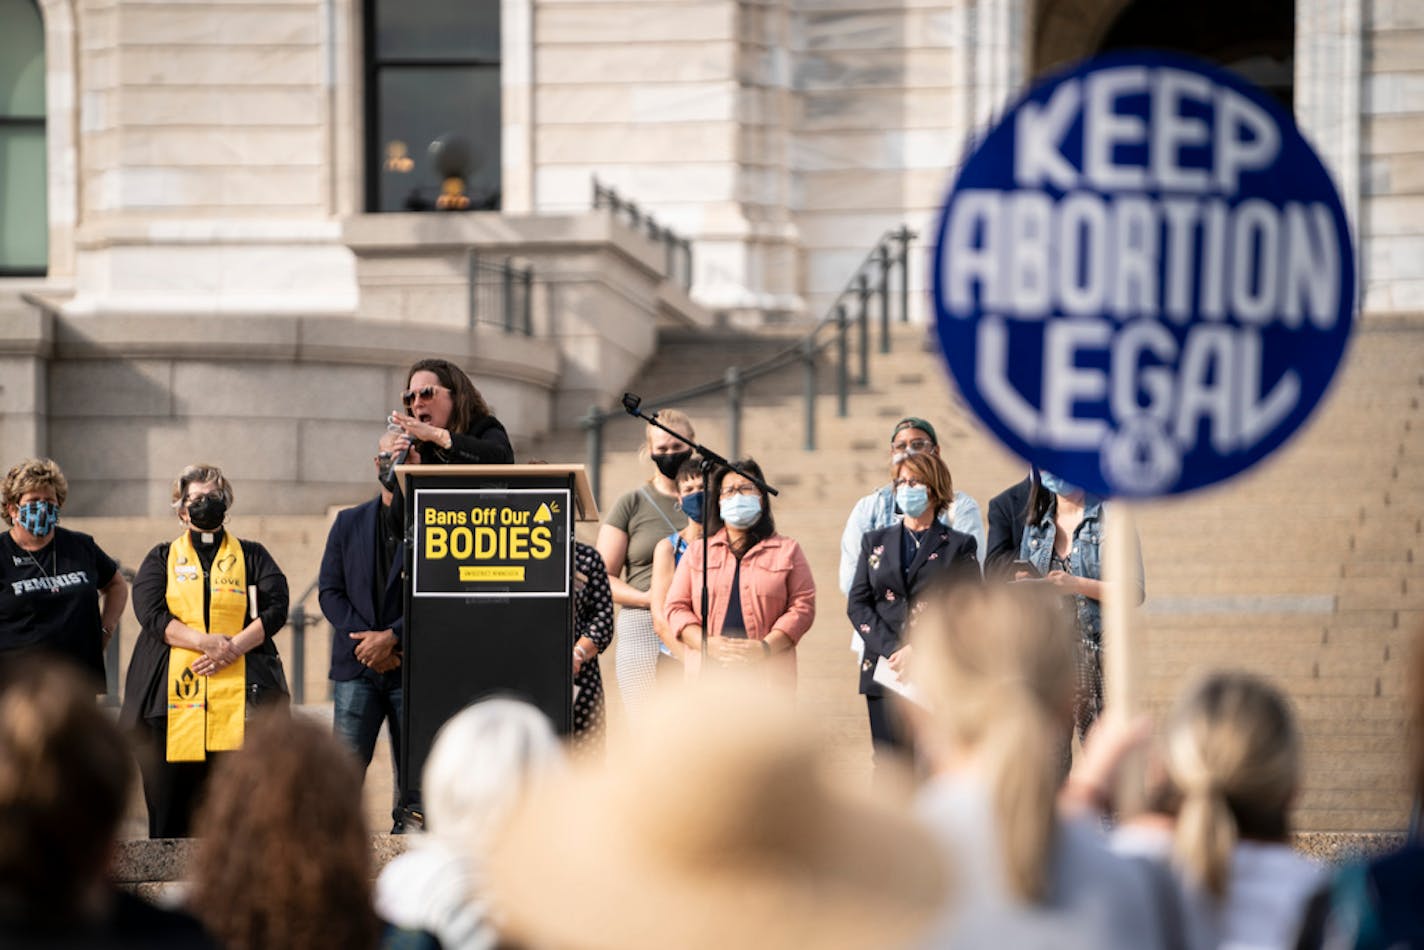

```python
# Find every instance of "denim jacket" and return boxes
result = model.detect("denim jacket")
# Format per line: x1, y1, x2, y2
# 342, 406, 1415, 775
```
1019, 498, 1143, 645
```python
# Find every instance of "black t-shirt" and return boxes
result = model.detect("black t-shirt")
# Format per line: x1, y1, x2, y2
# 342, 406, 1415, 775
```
0, 527, 118, 681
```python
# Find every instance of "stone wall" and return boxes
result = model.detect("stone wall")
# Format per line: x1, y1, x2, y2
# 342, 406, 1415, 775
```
790, 2, 965, 324
1361, 1, 1424, 314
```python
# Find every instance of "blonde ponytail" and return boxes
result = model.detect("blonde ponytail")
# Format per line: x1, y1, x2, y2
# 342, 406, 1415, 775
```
984, 688, 1062, 900
1168, 738, 1239, 898
909, 582, 1077, 903
1164, 672, 1300, 901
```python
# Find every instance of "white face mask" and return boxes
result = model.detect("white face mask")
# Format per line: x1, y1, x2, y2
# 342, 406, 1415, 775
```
719, 493, 762, 529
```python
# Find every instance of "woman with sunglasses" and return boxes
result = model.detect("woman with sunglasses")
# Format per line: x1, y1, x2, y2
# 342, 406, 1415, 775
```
381, 358, 514, 469
663, 458, 816, 688
847, 451, 979, 762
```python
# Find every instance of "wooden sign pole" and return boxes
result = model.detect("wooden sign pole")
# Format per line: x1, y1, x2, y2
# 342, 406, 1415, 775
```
1102, 501, 1144, 814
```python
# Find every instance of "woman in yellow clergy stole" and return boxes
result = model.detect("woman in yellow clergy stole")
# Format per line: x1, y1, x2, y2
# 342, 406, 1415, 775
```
120, 464, 290, 839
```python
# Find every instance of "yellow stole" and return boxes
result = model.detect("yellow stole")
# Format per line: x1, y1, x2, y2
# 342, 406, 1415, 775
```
165, 531, 248, 762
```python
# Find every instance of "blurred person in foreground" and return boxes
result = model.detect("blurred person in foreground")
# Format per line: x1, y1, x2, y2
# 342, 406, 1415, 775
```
905, 581, 1170, 949
847, 450, 979, 763
664, 458, 816, 686
489, 682, 948, 950
186, 711, 435, 950
0, 458, 127, 687
1065, 674, 1321, 950
1297, 621, 1424, 949
0, 659, 214, 949
121, 463, 290, 838
376, 698, 564, 949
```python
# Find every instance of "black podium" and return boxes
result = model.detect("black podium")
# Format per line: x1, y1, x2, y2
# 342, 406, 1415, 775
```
395, 463, 598, 801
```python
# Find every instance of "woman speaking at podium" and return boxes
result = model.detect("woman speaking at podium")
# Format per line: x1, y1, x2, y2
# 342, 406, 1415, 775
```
378, 359, 515, 536
381, 358, 514, 472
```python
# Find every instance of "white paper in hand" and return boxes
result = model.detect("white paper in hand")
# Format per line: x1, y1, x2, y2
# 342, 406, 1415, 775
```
873, 656, 924, 706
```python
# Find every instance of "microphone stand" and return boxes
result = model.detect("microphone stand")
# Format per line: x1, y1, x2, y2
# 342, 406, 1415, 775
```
621, 393, 778, 658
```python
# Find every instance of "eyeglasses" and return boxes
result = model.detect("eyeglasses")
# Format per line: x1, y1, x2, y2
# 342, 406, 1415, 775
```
891, 438, 934, 455
401, 385, 449, 407
719, 484, 760, 499
893, 477, 926, 488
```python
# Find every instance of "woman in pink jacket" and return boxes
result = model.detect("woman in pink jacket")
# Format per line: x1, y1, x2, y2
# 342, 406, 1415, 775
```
663, 459, 816, 685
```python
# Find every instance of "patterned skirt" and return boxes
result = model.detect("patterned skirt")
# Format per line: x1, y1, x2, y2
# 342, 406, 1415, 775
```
613, 606, 660, 718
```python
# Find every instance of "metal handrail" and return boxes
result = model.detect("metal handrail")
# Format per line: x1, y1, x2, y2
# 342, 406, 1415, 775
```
285, 575, 326, 705
592, 178, 694, 291
579, 225, 917, 505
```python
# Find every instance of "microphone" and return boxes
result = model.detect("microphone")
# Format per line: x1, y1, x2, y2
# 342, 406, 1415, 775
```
379, 412, 411, 491
622, 392, 642, 416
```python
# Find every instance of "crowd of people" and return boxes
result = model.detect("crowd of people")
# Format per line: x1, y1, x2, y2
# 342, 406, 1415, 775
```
0, 362, 1420, 948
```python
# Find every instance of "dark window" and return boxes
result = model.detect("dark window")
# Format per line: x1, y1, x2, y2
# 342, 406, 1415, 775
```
0, 0, 47, 275
1098, 0, 1295, 110
364, 0, 501, 212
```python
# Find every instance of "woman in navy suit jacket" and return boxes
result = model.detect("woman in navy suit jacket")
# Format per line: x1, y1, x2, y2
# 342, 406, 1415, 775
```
848, 451, 980, 759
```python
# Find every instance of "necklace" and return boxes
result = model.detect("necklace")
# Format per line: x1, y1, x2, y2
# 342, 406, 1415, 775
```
17, 539, 60, 593
906, 525, 929, 552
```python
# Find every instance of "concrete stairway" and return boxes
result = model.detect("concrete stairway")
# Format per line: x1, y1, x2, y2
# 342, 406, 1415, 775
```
526, 318, 1424, 833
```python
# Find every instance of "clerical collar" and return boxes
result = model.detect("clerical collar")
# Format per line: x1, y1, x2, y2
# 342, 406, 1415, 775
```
189, 529, 223, 552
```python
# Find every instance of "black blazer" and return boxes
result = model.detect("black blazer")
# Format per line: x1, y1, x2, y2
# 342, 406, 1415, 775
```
985, 477, 1032, 575
319, 497, 405, 683
847, 522, 979, 696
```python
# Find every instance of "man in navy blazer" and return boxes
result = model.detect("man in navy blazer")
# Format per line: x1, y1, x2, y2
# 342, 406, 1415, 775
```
319, 474, 407, 831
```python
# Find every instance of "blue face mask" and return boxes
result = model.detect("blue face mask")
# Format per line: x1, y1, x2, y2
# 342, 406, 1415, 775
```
1038, 471, 1081, 498
679, 490, 704, 524
895, 484, 930, 518
16, 500, 58, 538
719, 493, 762, 529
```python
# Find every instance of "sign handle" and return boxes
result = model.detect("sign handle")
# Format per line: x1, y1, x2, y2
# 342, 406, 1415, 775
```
1103, 500, 1145, 815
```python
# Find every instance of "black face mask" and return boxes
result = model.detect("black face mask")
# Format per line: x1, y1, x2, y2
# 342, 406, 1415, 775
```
187, 494, 227, 531
652, 449, 692, 480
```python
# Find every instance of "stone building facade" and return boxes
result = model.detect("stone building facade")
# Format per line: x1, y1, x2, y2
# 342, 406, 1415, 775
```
0, 0, 1419, 513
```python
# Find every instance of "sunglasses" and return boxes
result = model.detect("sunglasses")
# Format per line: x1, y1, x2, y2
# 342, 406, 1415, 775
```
401, 385, 449, 407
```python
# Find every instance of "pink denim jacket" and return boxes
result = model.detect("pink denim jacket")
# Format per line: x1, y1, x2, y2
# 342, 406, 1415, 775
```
663, 530, 817, 675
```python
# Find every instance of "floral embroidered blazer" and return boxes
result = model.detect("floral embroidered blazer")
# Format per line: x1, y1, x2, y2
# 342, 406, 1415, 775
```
846, 521, 980, 696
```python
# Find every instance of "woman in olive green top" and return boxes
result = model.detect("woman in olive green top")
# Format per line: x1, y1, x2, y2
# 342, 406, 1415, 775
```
595, 410, 694, 717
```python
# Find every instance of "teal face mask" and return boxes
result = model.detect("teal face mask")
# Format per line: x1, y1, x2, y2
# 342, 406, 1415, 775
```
16, 500, 58, 538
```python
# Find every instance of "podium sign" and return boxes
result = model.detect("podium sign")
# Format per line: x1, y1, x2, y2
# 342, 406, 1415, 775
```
413, 488, 572, 597
398, 465, 596, 803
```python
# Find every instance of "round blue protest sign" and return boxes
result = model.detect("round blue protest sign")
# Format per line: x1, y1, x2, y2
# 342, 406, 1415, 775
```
932, 50, 1355, 498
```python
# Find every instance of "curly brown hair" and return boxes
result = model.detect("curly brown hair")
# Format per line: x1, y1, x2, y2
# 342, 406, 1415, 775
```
1, 458, 68, 526
186, 711, 379, 950
406, 358, 492, 434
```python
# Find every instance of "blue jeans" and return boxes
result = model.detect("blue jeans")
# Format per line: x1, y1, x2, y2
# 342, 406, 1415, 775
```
332, 676, 405, 817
